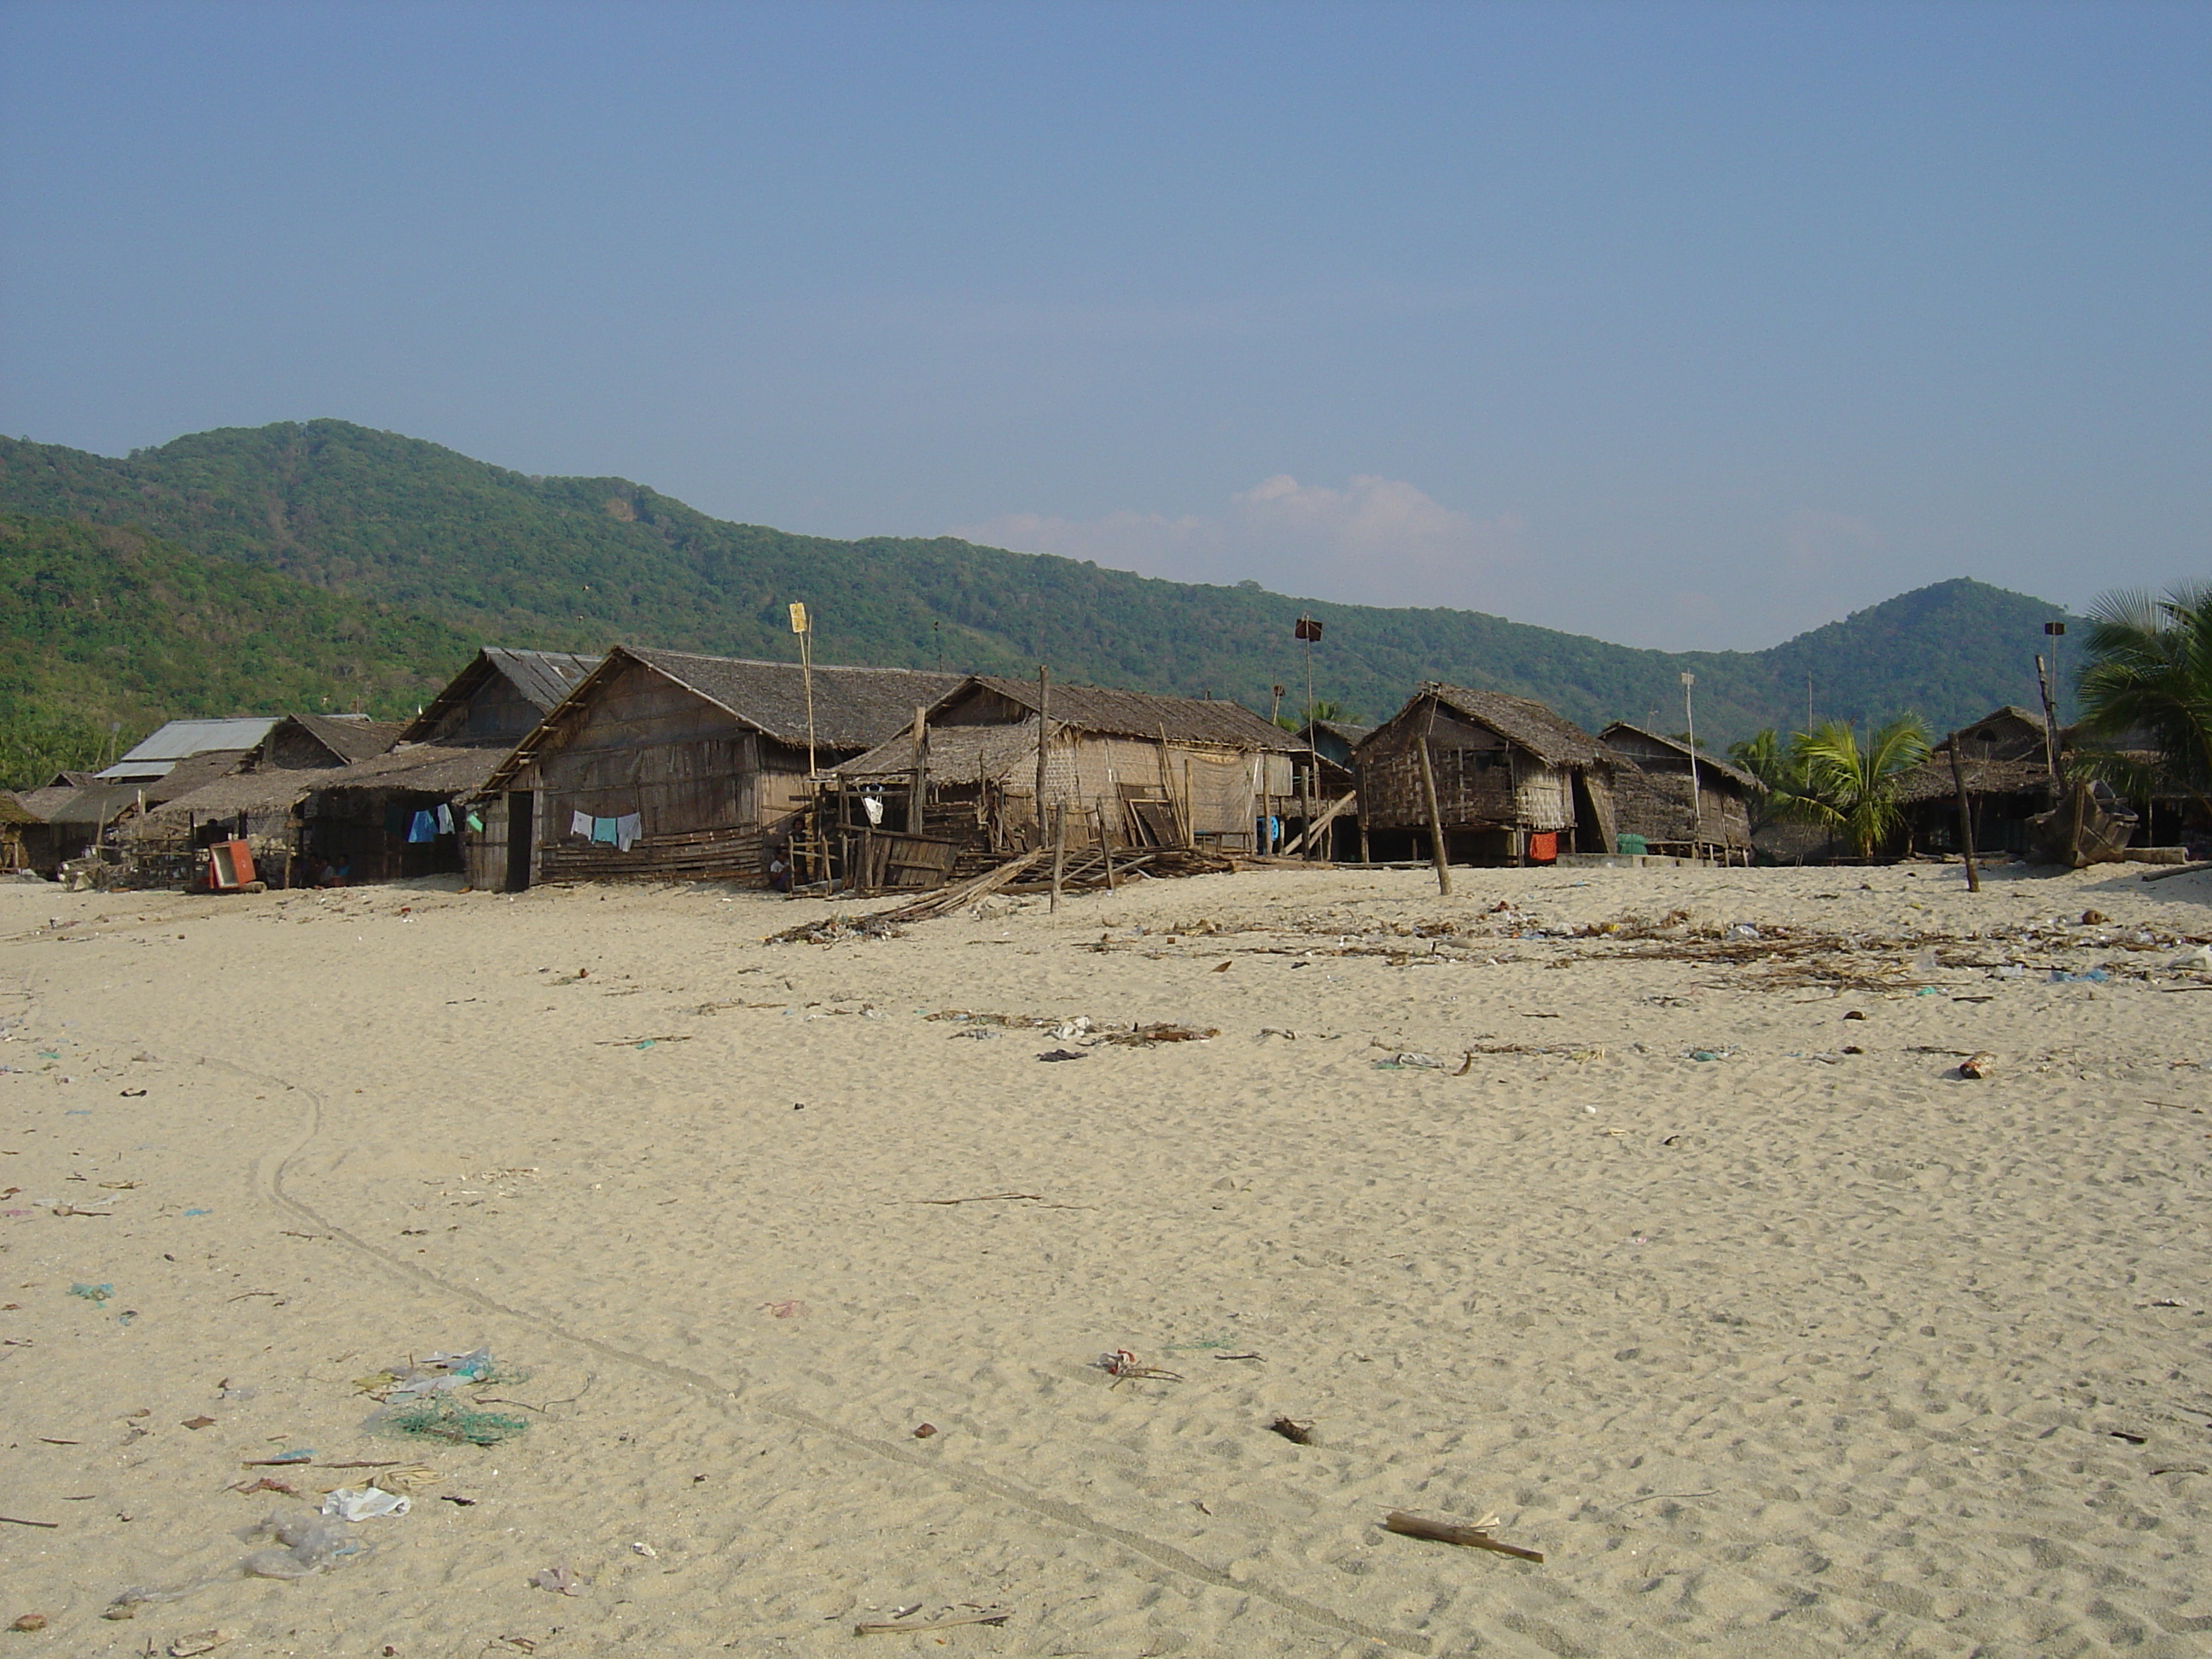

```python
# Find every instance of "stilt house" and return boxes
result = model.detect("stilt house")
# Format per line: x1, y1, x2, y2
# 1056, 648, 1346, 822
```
831, 676, 1301, 878
479, 647, 963, 889
1598, 723, 1756, 861
1895, 707, 2058, 858
1353, 684, 1610, 865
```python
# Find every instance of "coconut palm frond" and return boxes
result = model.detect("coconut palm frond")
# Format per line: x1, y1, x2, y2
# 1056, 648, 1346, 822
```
2076, 583, 2212, 800
1785, 716, 1930, 859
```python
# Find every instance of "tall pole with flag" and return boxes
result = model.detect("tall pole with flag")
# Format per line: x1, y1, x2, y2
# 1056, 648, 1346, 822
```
790, 602, 816, 779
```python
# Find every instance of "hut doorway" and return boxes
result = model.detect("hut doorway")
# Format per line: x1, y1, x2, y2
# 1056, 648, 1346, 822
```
506, 792, 533, 892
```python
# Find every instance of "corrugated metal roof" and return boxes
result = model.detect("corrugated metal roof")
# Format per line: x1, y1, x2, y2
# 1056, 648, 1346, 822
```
101, 718, 282, 777
961, 677, 1298, 750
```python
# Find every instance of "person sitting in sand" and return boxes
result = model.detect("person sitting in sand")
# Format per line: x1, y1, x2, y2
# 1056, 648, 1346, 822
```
768, 846, 793, 894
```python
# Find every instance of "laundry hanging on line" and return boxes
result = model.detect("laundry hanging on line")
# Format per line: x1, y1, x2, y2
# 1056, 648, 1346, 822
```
407, 810, 436, 844
614, 812, 643, 851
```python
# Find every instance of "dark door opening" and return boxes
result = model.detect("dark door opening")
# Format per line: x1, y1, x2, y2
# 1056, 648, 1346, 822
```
506, 792, 533, 892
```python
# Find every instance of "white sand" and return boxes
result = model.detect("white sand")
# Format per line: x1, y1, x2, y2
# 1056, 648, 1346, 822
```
3, 859, 2209, 1657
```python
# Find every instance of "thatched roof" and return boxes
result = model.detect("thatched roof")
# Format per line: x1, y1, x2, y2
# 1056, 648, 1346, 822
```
960, 677, 1297, 750
837, 720, 1048, 783
148, 743, 504, 822
1935, 707, 2052, 762
140, 767, 339, 821
481, 647, 964, 793
11, 784, 80, 821
1893, 755, 2054, 805
399, 648, 602, 743
18, 782, 140, 830
1598, 723, 1759, 792
1381, 684, 1601, 768
274, 713, 405, 765
0, 793, 38, 827
312, 743, 505, 797
143, 748, 252, 804
623, 649, 967, 748
1306, 718, 1374, 747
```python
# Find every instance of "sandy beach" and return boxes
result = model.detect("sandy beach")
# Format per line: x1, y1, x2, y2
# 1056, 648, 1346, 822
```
3, 859, 2209, 1657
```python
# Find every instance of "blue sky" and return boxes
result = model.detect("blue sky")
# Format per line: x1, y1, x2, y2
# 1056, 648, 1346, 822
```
3, 1, 2205, 649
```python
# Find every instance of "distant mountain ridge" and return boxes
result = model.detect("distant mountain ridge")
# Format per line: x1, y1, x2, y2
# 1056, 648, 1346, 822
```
0, 419, 2080, 752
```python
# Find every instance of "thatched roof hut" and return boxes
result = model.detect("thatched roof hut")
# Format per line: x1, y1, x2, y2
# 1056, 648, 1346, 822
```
1598, 723, 1756, 859
478, 646, 963, 889
1354, 684, 1608, 865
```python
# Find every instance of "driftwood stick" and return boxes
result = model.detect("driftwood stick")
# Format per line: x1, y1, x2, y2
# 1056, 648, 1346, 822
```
912, 1192, 1045, 1205
1383, 1511, 1543, 1562
855, 1609, 1011, 1635
0, 1514, 60, 1528
2142, 862, 2212, 882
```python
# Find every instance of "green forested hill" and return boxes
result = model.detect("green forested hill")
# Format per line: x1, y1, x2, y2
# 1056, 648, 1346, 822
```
0, 420, 2081, 760
0, 513, 476, 786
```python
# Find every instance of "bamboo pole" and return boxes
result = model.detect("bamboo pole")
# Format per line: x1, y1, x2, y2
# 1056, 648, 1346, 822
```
1947, 734, 1981, 893
1097, 806, 1115, 890
1049, 801, 1067, 911
1416, 740, 1452, 896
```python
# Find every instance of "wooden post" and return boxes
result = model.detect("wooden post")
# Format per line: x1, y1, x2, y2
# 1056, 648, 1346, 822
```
2034, 652, 2064, 789
1154, 727, 1185, 843
906, 705, 927, 835
1034, 667, 1051, 843
1947, 734, 1981, 893
1097, 806, 1115, 890
1416, 740, 1452, 896
1050, 801, 1066, 911
1301, 736, 1318, 860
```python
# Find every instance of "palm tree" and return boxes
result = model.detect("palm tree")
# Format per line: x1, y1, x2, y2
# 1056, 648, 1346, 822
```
1726, 728, 1805, 834
1786, 717, 1930, 859
2073, 584, 2212, 809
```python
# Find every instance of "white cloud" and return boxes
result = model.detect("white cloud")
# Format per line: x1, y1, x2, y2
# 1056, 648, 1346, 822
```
953, 474, 1523, 608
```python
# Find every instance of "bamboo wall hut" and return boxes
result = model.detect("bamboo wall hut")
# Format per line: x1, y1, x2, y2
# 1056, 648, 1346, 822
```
393, 648, 603, 885
1598, 723, 1755, 861
0, 793, 33, 871
129, 725, 495, 888
480, 647, 963, 890
830, 676, 1299, 880
1895, 707, 2058, 858
1354, 684, 1610, 865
